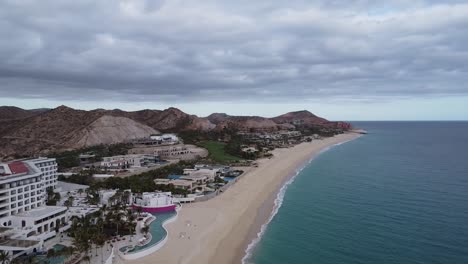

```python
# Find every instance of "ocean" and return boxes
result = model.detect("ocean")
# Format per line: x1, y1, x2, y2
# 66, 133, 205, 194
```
246, 122, 468, 264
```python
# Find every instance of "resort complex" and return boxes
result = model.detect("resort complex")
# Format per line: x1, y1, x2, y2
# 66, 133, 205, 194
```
0, 152, 245, 263
0, 111, 355, 264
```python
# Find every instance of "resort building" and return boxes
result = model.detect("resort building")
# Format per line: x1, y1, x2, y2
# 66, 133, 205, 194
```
154, 146, 190, 159
129, 144, 208, 161
183, 168, 218, 181
0, 158, 70, 258
154, 179, 194, 192
179, 175, 209, 185
132, 192, 176, 213
132, 133, 179, 146
78, 153, 96, 165
99, 154, 160, 170
241, 146, 259, 154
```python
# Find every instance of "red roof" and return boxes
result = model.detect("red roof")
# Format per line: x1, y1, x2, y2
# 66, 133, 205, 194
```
8, 161, 29, 175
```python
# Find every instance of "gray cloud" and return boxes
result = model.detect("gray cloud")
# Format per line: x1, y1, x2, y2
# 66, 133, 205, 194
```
0, 0, 467, 104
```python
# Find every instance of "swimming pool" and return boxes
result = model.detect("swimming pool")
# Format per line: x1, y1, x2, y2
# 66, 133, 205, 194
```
34, 244, 67, 264
168, 174, 183, 180
223, 176, 236, 181
121, 211, 176, 254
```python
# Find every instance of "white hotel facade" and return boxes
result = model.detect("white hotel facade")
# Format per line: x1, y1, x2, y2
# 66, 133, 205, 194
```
0, 158, 70, 257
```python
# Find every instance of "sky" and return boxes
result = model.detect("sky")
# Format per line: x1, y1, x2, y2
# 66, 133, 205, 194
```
1, 0, 467, 120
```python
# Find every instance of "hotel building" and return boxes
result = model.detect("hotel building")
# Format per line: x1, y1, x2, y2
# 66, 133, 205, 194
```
0, 158, 70, 258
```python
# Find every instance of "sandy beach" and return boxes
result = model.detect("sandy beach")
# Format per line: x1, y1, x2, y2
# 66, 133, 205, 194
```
123, 132, 361, 264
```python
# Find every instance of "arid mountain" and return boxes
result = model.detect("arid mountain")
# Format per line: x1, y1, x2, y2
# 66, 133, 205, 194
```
0, 106, 349, 159
272, 110, 328, 125
0, 106, 213, 159
206, 113, 229, 125
0, 106, 47, 121
213, 116, 287, 132
118, 107, 215, 132
72, 115, 159, 148
208, 110, 337, 132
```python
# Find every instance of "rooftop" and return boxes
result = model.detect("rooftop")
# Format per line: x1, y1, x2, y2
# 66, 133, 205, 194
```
180, 175, 208, 180
8, 161, 29, 175
0, 238, 39, 249
15, 206, 67, 218
57, 181, 89, 192
189, 169, 217, 177
169, 179, 193, 186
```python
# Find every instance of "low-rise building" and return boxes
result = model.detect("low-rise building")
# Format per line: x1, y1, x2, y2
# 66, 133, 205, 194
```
99, 154, 160, 170
154, 146, 190, 159
179, 175, 209, 185
79, 153, 96, 165
154, 179, 194, 192
132, 133, 179, 146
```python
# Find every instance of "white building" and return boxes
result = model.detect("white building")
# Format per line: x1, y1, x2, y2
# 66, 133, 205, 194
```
183, 168, 218, 181
0, 158, 70, 258
149, 134, 179, 144
100, 154, 160, 170
154, 146, 190, 159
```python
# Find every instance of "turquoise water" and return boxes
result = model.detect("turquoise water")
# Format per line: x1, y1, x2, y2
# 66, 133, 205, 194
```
123, 211, 176, 253
35, 244, 67, 264
248, 122, 468, 264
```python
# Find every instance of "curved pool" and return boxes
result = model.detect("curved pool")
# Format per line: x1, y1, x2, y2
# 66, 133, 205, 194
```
122, 211, 176, 253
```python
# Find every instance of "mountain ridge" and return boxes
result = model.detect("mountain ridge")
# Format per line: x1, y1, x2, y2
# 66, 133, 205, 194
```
0, 106, 350, 159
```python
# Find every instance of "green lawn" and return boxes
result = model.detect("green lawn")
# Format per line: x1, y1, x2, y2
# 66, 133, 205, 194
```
198, 141, 243, 163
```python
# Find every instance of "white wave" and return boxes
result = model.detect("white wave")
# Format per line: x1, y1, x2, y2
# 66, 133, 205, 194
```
241, 160, 311, 264
241, 139, 356, 264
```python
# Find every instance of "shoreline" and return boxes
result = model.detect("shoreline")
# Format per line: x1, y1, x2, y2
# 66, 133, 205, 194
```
127, 132, 361, 264
238, 133, 362, 264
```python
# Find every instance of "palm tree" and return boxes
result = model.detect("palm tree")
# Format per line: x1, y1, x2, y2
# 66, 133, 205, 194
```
64, 196, 74, 208
24, 256, 37, 264
0, 251, 11, 264
136, 206, 142, 217
126, 209, 136, 241
107, 208, 123, 236
122, 191, 131, 205
94, 234, 106, 264
141, 225, 150, 237
82, 255, 91, 264
96, 217, 104, 234
46, 249, 56, 259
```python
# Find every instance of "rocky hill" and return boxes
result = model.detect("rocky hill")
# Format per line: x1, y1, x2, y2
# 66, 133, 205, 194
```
272, 110, 328, 125
0, 106, 47, 121
211, 115, 290, 132
0, 106, 215, 159
72, 115, 159, 148
0, 106, 350, 159
206, 113, 229, 125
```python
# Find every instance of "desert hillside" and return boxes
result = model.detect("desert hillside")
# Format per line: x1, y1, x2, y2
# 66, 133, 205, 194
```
72, 115, 159, 148
0, 106, 350, 159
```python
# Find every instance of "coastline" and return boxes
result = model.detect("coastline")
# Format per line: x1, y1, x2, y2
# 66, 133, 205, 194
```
127, 132, 361, 264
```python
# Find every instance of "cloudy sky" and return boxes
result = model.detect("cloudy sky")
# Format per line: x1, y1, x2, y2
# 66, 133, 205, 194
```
1, 0, 467, 120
